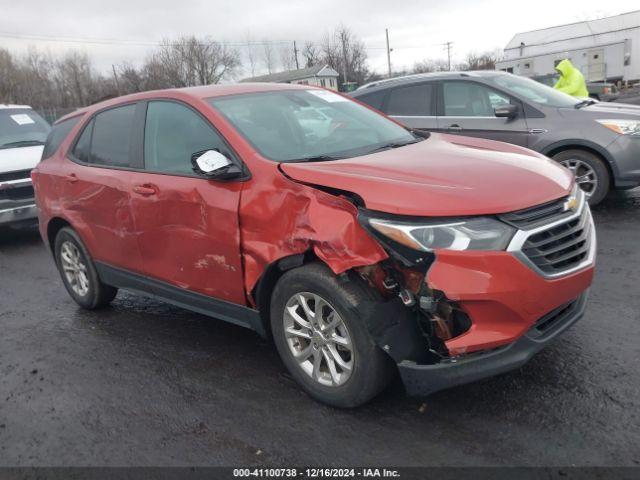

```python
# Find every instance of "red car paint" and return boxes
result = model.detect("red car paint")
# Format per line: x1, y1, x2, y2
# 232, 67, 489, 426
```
281, 133, 573, 216
427, 250, 594, 354
32, 83, 594, 371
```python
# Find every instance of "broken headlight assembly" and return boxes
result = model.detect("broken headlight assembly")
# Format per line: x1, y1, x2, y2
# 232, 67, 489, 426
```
367, 216, 516, 252
359, 213, 517, 357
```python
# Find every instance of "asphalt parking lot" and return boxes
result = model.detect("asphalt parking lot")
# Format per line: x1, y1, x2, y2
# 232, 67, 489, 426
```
1, 190, 639, 467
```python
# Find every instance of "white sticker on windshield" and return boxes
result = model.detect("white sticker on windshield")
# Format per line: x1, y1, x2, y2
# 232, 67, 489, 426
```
10, 114, 36, 125
307, 89, 348, 103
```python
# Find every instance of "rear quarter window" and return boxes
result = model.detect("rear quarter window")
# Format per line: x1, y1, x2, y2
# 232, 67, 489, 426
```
386, 83, 434, 116
89, 104, 136, 168
42, 116, 82, 160
355, 90, 387, 110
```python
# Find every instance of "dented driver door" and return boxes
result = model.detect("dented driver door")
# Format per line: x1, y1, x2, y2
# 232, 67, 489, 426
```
128, 100, 246, 305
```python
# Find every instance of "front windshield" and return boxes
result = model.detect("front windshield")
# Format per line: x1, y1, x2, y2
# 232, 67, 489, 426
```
487, 74, 579, 108
209, 89, 417, 162
0, 109, 50, 150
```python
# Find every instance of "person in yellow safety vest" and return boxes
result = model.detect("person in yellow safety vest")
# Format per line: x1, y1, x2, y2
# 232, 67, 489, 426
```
553, 59, 589, 98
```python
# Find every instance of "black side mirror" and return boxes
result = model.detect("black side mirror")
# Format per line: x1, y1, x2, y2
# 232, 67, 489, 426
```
494, 104, 518, 118
191, 150, 242, 180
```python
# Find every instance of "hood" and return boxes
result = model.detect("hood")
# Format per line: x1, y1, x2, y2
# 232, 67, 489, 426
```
280, 134, 572, 217
555, 59, 574, 77
0, 145, 44, 173
577, 101, 640, 118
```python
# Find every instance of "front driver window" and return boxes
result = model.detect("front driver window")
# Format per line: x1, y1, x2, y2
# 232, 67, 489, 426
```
144, 101, 228, 175
443, 82, 510, 117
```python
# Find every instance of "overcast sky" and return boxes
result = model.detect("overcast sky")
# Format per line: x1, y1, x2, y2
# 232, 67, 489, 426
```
1, 0, 639, 77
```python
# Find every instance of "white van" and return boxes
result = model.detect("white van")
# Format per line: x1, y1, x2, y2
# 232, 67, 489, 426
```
0, 104, 50, 228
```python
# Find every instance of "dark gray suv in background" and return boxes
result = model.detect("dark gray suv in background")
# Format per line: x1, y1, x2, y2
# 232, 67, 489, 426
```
351, 71, 640, 205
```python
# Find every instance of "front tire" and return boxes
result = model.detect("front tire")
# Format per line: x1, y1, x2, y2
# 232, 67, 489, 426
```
552, 149, 610, 205
270, 263, 394, 408
54, 227, 117, 309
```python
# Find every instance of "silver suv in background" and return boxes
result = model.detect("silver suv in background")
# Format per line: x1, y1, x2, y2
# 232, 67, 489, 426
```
0, 104, 50, 228
351, 71, 640, 205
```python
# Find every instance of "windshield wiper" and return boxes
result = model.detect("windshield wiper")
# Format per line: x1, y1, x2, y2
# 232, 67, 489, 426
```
290, 154, 345, 163
365, 139, 420, 155
0, 140, 45, 149
574, 99, 596, 109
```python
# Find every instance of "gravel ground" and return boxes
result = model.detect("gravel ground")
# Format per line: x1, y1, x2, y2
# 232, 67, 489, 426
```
0, 190, 639, 467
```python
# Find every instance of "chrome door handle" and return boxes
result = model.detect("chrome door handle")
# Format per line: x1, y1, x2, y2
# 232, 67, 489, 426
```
529, 128, 548, 134
446, 124, 463, 131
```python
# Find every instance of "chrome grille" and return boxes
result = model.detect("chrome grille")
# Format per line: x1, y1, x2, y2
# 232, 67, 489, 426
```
2, 184, 35, 201
500, 196, 572, 230
0, 169, 31, 183
507, 189, 595, 278
521, 206, 592, 274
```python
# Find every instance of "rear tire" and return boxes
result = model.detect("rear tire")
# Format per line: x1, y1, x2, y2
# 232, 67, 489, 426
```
270, 263, 394, 408
54, 227, 117, 309
552, 149, 610, 205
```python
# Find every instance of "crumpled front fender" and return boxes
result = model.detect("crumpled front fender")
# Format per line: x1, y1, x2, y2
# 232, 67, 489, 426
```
239, 160, 388, 299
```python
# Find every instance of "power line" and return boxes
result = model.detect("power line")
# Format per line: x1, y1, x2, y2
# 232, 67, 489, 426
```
0, 31, 295, 47
0, 30, 437, 51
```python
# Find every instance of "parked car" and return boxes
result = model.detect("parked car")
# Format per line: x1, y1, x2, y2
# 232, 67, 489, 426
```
587, 82, 620, 102
32, 84, 595, 407
0, 104, 50, 229
351, 71, 640, 205
530, 74, 619, 102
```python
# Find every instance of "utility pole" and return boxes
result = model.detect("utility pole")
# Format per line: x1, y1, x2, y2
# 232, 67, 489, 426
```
341, 39, 348, 91
293, 40, 300, 70
111, 64, 121, 95
444, 41, 453, 71
385, 28, 392, 77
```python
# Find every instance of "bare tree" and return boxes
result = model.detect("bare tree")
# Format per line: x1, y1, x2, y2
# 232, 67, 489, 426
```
302, 41, 320, 67
321, 25, 369, 89
279, 43, 297, 71
244, 32, 258, 77
17, 49, 58, 108
460, 50, 502, 71
117, 62, 145, 94
261, 39, 277, 74
148, 36, 240, 87
413, 58, 450, 74
0, 48, 19, 103
53, 51, 95, 106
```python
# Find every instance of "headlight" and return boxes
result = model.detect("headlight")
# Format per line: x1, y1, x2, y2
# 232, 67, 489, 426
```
368, 217, 516, 252
596, 119, 640, 136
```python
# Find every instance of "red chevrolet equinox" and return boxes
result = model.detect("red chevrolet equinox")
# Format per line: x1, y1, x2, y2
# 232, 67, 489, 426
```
32, 84, 595, 407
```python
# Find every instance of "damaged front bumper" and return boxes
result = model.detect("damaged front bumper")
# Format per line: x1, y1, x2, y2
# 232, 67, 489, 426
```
398, 291, 588, 396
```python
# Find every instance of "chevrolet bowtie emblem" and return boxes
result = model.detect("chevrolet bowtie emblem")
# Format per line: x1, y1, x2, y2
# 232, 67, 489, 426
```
564, 196, 579, 212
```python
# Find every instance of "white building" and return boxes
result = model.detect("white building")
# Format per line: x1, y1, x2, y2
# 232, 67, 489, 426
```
241, 65, 340, 91
496, 10, 640, 82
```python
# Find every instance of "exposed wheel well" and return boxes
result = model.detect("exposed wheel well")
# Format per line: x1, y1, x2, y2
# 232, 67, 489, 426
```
252, 250, 320, 338
546, 145, 614, 187
47, 217, 71, 257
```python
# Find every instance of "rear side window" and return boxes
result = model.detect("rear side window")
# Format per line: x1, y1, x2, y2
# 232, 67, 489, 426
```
72, 119, 94, 163
42, 116, 81, 160
90, 104, 136, 167
144, 101, 228, 175
356, 90, 387, 110
386, 84, 433, 116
